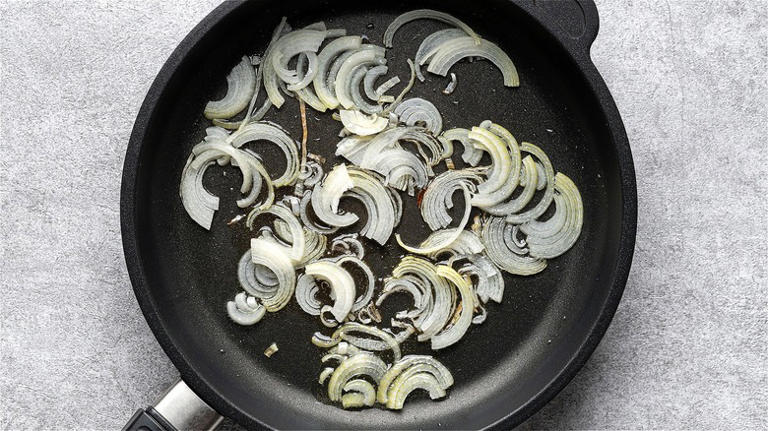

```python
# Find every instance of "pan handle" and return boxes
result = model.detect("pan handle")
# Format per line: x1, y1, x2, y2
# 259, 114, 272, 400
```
529, 0, 600, 56
123, 380, 223, 431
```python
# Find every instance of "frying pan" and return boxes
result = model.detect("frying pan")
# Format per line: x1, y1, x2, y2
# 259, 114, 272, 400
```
120, 0, 637, 429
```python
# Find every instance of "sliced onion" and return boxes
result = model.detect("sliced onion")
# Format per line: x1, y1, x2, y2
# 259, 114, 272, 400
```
363, 65, 388, 100
505, 142, 556, 223
420, 169, 482, 230
392, 257, 455, 341
383, 9, 480, 48
485, 155, 538, 216
314, 36, 363, 109
443, 73, 458, 95
348, 66, 382, 114
312, 322, 402, 361
319, 367, 335, 384
300, 190, 340, 234
421, 229, 485, 259
377, 355, 453, 406
335, 47, 386, 109
520, 173, 583, 259
295, 273, 323, 316
459, 254, 504, 304
311, 164, 358, 227
339, 110, 388, 136
470, 121, 522, 208
427, 36, 519, 87
414, 28, 465, 81
330, 233, 365, 259
226, 292, 265, 326
265, 29, 327, 107
238, 249, 279, 299
204, 56, 256, 120
229, 121, 300, 187
327, 352, 387, 402
344, 167, 399, 245
249, 237, 296, 311
481, 216, 546, 275
393, 97, 443, 135
306, 260, 356, 324
375, 76, 401, 100
441, 128, 483, 166
334, 255, 375, 312
430, 265, 474, 349
396, 184, 473, 255
246, 204, 305, 262
341, 379, 376, 408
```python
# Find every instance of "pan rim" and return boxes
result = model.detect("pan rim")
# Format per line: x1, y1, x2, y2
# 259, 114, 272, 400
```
120, 0, 637, 429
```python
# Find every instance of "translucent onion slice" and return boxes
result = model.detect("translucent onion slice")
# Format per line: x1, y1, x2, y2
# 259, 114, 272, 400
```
314, 36, 363, 109
246, 204, 305, 262
505, 142, 556, 224
226, 292, 266, 326
427, 36, 519, 87
305, 260, 356, 324
300, 190, 341, 234
363, 65, 388, 100
295, 273, 323, 316
204, 56, 256, 120
375, 76, 401, 100
335, 255, 375, 312
348, 66, 382, 115
414, 28, 465, 81
430, 265, 475, 349
392, 257, 455, 341
467, 126, 511, 195
265, 29, 327, 107
383, 9, 480, 48
335, 47, 387, 109
421, 229, 485, 259
459, 254, 504, 304
345, 167, 399, 245
481, 216, 546, 276
441, 128, 483, 166
249, 238, 296, 311
341, 379, 377, 408
229, 121, 300, 187
385, 372, 449, 410
339, 110, 388, 136
420, 169, 482, 230
330, 233, 365, 259
471, 121, 522, 208
319, 367, 335, 385
485, 155, 538, 216
312, 322, 402, 361
393, 97, 443, 135
377, 355, 453, 405
327, 352, 387, 402
520, 173, 583, 259
238, 249, 279, 299
311, 164, 359, 227
396, 185, 473, 255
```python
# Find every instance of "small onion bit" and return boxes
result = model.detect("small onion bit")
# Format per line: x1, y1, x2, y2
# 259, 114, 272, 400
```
393, 97, 443, 135
204, 56, 257, 120
443, 73, 458, 95
226, 292, 266, 326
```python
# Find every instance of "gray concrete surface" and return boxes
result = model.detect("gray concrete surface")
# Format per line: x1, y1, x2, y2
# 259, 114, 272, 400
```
1, 0, 766, 429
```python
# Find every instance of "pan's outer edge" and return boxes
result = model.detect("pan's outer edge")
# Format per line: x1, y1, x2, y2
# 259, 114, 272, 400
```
120, 1, 638, 429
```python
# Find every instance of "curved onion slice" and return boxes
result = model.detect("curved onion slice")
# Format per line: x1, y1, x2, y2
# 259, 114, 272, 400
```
377, 355, 453, 405
427, 36, 519, 87
441, 128, 483, 166
393, 98, 443, 135
314, 36, 363, 109
273, 219, 327, 267
459, 254, 504, 304
311, 164, 358, 227
327, 352, 387, 402
520, 173, 582, 259
226, 292, 266, 326
430, 265, 474, 349
264, 29, 327, 108
348, 66, 382, 115
249, 238, 296, 311
414, 28, 465, 81
467, 126, 511, 195
339, 110, 388, 136
482, 216, 546, 275
505, 142, 556, 223
300, 190, 341, 234
204, 56, 256, 120
312, 322, 402, 361
246, 204, 305, 262
319, 367, 335, 385
229, 121, 300, 187
295, 273, 323, 316
180, 138, 274, 230
335, 47, 387, 109
420, 169, 482, 230
484, 155, 538, 216
396, 184, 473, 254
341, 379, 376, 408
383, 9, 480, 48
421, 229, 485, 259
330, 233, 365, 259
335, 255, 376, 312
305, 260, 356, 324
363, 65, 388, 100
344, 167, 399, 244
238, 249, 279, 299
470, 121, 522, 208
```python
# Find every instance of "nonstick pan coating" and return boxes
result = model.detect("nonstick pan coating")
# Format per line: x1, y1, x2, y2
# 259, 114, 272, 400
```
121, 0, 636, 429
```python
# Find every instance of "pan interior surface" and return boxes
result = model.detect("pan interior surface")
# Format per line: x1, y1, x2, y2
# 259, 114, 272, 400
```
130, 0, 625, 428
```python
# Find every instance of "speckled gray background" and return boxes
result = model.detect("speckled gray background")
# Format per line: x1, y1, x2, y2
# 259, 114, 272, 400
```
1, 0, 766, 429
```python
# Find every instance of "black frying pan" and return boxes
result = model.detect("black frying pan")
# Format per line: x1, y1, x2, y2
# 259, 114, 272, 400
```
121, 0, 637, 429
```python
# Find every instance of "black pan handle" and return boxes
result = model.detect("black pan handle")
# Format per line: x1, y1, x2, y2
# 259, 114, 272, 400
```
123, 380, 223, 431
528, 0, 600, 57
